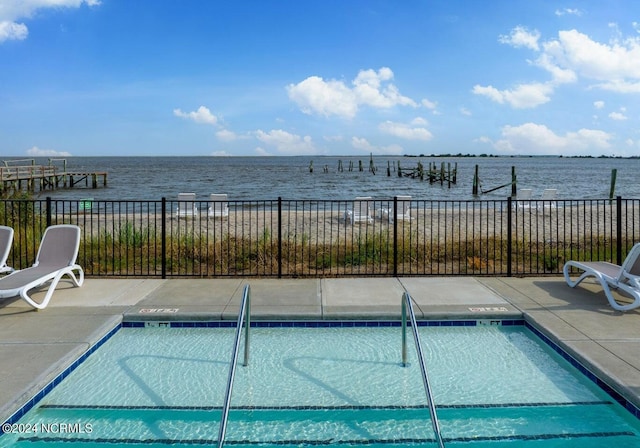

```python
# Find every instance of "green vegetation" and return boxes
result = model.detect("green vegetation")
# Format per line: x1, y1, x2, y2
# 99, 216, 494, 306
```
36, 226, 637, 276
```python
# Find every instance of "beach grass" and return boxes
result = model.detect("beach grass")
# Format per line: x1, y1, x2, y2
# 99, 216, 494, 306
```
69, 225, 631, 276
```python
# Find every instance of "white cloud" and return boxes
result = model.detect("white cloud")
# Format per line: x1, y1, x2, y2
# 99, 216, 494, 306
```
594, 100, 605, 109
216, 129, 237, 141
493, 122, 612, 155
26, 146, 71, 157
353, 67, 416, 108
378, 120, 433, 141
477, 26, 640, 109
211, 150, 231, 156
0, 0, 100, 43
542, 29, 640, 92
287, 67, 417, 119
596, 80, 640, 93
286, 76, 357, 118
421, 98, 438, 110
254, 147, 272, 156
351, 137, 403, 155
173, 106, 218, 125
609, 111, 628, 120
555, 8, 582, 16
533, 52, 577, 84
0, 21, 27, 42
472, 82, 554, 108
255, 129, 317, 155
460, 107, 472, 116
499, 26, 540, 51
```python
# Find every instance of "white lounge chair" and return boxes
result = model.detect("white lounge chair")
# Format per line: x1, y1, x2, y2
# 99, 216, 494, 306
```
0, 225, 14, 274
563, 243, 640, 311
538, 189, 558, 210
176, 193, 198, 218
379, 196, 413, 222
345, 197, 373, 224
208, 193, 229, 218
514, 189, 533, 209
394, 195, 412, 221
0, 225, 84, 310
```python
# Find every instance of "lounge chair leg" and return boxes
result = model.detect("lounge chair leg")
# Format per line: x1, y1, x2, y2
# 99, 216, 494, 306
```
20, 266, 84, 310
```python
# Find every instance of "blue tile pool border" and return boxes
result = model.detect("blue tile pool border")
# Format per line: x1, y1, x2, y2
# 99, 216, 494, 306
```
3, 317, 640, 434
525, 321, 640, 419
2, 323, 121, 430
122, 319, 526, 328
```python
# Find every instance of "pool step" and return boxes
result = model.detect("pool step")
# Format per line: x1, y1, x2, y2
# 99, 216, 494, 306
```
4, 402, 639, 447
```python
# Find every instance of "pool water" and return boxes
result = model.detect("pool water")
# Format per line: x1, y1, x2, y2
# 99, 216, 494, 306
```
2, 322, 640, 447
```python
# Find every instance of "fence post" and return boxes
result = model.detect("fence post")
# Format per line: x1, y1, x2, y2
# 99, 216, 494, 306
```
161, 197, 167, 279
393, 196, 398, 276
278, 197, 282, 278
46, 197, 52, 227
507, 197, 512, 277
616, 196, 623, 266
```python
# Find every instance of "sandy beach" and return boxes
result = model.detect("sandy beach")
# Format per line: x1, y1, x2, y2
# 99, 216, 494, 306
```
67, 201, 637, 247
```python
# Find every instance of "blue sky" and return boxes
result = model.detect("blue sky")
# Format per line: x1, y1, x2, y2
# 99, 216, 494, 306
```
1, 0, 640, 157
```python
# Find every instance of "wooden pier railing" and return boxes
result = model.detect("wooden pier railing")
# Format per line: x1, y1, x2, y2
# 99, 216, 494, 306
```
0, 165, 107, 194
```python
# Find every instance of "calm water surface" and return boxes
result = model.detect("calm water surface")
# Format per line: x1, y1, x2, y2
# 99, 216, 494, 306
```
5, 156, 639, 201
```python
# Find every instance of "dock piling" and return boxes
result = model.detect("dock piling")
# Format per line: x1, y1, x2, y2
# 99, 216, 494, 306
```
472, 165, 479, 196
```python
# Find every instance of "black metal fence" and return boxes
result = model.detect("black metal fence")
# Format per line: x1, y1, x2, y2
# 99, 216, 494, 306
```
1, 196, 638, 278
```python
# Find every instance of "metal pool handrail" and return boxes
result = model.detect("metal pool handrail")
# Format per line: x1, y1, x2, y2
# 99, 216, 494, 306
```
401, 291, 445, 448
217, 284, 251, 448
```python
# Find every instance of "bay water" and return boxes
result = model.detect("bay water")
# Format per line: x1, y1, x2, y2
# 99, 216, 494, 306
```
4, 156, 639, 202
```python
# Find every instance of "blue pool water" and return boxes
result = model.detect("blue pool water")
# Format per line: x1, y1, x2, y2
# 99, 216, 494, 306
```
2, 321, 640, 447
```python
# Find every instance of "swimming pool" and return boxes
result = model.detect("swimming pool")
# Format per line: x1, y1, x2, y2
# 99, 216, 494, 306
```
2, 320, 640, 447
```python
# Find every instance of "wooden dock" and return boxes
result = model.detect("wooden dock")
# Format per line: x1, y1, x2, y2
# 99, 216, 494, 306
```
0, 161, 107, 195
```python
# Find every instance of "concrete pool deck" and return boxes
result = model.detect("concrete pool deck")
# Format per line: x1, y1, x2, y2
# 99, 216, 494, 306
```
1, 276, 640, 423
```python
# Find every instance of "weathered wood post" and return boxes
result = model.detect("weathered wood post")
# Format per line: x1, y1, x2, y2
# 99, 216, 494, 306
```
387, 160, 391, 176
610, 168, 617, 199
472, 164, 479, 195
511, 166, 517, 196
359, 160, 363, 172
309, 160, 314, 173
